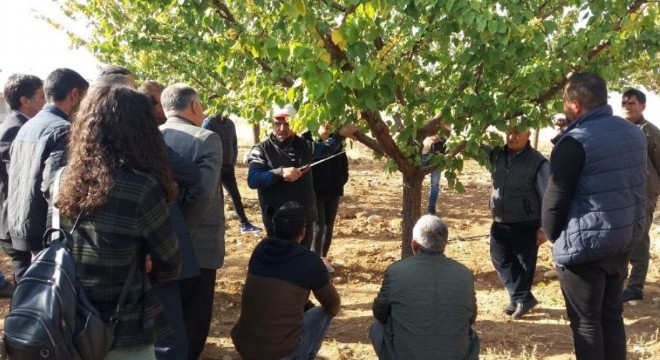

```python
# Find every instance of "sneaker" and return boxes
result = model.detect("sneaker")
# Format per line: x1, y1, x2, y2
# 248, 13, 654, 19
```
511, 298, 538, 319
0, 282, 15, 298
503, 302, 516, 316
622, 288, 643, 302
240, 223, 261, 234
322, 258, 335, 273
427, 208, 436, 215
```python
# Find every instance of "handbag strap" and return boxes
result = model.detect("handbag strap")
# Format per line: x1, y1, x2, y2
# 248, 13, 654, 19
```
52, 167, 137, 325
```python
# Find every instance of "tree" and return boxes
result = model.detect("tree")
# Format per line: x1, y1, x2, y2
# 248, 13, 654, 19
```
59, 0, 659, 257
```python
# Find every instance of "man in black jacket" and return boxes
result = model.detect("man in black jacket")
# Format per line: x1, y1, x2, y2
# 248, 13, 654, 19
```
0, 73, 45, 289
7, 68, 88, 275
246, 104, 356, 249
483, 127, 549, 319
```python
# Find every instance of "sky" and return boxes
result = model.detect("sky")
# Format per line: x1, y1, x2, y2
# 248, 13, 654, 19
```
0, 0, 657, 125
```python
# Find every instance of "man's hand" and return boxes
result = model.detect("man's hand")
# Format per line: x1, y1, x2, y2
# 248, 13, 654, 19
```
282, 167, 302, 182
423, 135, 440, 154
536, 228, 547, 246
338, 123, 358, 139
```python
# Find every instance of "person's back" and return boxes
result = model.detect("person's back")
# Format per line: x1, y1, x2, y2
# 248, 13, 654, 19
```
371, 215, 478, 360
232, 202, 340, 360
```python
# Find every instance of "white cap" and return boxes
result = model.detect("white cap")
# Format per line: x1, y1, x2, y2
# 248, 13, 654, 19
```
273, 104, 297, 119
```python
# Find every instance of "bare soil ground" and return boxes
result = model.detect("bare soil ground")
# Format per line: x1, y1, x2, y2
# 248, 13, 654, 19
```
1, 136, 658, 359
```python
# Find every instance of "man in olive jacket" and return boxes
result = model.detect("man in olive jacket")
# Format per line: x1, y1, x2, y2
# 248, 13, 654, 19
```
370, 215, 479, 360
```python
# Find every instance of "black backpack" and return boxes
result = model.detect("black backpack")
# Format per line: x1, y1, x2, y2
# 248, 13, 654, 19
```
1, 171, 136, 359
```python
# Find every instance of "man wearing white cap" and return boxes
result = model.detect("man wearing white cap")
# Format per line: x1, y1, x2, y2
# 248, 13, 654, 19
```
247, 104, 356, 249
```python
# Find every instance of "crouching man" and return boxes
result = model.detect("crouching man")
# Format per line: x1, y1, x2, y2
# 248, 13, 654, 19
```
231, 201, 341, 359
370, 215, 479, 360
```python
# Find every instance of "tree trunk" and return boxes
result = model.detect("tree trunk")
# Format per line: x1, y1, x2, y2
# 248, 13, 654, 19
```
401, 171, 424, 258
252, 123, 261, 144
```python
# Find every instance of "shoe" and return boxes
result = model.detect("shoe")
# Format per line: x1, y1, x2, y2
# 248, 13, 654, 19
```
503, 302, 516, 316
240, 223, 261, 234
427, 208, 436, 215
622, 288, 643, 302
511, 298, 538, 319
322, 258, 335, 273
0, 282, 15, 298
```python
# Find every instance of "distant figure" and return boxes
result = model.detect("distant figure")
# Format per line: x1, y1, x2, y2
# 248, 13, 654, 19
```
421, 134, 447, 215
231, 201, 341, 360
0, 73, 45, 293
7, 68, 88, 279
543, 72, 646, 360
370, 215, 479, 360
247, 104, 356, 248
620, 88, 659, 302
482, 126, 549, 319
203, 114, 261, 234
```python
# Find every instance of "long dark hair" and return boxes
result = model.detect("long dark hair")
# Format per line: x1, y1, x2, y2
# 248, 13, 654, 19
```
57, 85, 177, 217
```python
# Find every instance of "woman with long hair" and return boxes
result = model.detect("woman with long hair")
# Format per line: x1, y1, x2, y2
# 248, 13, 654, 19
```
56, 85, 181, 359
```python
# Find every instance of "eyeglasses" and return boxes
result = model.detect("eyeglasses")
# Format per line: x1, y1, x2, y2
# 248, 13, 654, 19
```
621, 101, 638, 106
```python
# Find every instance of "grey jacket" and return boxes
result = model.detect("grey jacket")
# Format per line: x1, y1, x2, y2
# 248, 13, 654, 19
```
0, 110, 29, 241
8, 105, 70, 251
372, 251, 477, 360
635, 117, 660, 200
160, 116, 224, 270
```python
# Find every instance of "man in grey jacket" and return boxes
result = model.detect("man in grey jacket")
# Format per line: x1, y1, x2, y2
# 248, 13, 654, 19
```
159, 83, 223, 360
370, 215, 479, 360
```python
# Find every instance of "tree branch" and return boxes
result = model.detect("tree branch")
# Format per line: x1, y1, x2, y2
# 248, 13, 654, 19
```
353, 132, 384, 156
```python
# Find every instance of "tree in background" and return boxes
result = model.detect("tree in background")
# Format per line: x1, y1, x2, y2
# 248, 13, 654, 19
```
59, 0, 659, 257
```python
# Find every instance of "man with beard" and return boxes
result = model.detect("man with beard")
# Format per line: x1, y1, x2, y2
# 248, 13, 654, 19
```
247, 104, 356, 249
8, 68, 88, 261
542, 73, 646, 360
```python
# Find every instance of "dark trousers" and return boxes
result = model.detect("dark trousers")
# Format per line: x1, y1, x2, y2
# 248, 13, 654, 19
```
489, 222, 539, 303
627, 195, 656, 293
221, 165, 249, 225
0, 238, 32, 283
153, 281, 188, 360
180, 269, 217, 360
557, 252, 629, 360
312, 196, 340, 257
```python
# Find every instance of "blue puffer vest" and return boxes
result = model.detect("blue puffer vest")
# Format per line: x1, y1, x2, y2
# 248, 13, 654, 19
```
552, 105, 647, 266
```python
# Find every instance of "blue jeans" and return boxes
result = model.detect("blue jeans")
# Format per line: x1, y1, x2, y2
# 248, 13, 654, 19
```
427, 170, 441, 213
281, 307, 333, 360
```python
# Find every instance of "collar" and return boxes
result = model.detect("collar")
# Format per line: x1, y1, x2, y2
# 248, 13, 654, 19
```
166, 115, 196, 126
551, 104, 613, 144
43, 104, 70, 122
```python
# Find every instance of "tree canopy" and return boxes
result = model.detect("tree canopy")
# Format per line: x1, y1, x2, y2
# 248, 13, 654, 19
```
59, 0, 659, 256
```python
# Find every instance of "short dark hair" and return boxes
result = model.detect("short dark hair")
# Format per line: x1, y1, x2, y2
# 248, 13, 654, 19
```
99, 65, 132, 77
565, 72, 608, 111
3, 74, 43, 110
622, 88, 646, 104
272, 202, 306, 240
139, 80, 165, 94
44, 68, 89, 102
93, 74, 133, 88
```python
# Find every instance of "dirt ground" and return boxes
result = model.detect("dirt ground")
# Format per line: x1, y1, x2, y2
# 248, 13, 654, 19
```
0, 136, 658, 359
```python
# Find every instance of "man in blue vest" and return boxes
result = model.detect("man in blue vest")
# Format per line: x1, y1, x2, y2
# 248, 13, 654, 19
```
542, 72, 646, 360
483, 126, 550, 319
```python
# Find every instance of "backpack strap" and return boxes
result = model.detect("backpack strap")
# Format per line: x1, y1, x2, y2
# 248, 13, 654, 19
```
51, 167, 137, 325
